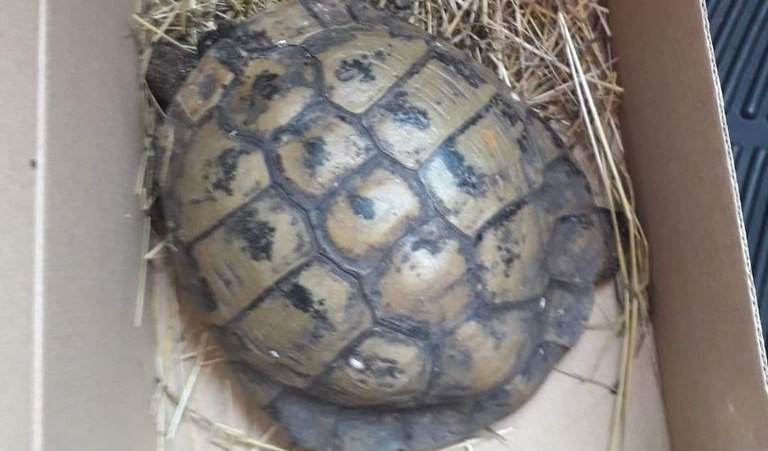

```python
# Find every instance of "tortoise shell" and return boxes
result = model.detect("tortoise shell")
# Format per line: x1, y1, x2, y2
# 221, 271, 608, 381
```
159, 1, 612, 450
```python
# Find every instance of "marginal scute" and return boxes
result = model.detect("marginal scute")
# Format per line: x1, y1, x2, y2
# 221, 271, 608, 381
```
177, 53, 235, 121
225, 46, 318, 136
228, 361, 284, 406
316, 329, 431, 406
536, 156, 594, 218
431, 309, 533, 397
547, 210, 607, 285
274, 104, 375, 196
169, 117, 270, 242
365, 58, 496, 169
192, 190, 314, 322
371, 220, 473, 326
324, 167, 422, 263
333, 411, 408, 451
346, 1, 431, 40
271, 392, 338, 449
421, 108, 531, 235
503, 342, 567, 407
306, 28, 429, 113
301, 0, 353, 26
526, 111, 566, 164
543, 282, 593, 347
240, 0, 324, 46
476, 203, 549, 304
400, 406, 475, 450
234, 260, 373, 388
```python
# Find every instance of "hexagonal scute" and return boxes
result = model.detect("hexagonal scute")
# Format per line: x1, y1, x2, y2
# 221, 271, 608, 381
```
315, 329, 431, 406
370, 220, 474, 327
365, 58, 496, 169
322, 165, 423, 266
192, 189, 314, 322
476, 203, 549, 305
167, 117, 271, 243
176, 52, 235, 121
304, 28, 429, 113
273, 104, 376, 197
430, 309, 535, 398
224, 46, 318, 136
421, 107, 533, 236
237, 0, 324, 48
235, 259, 373, 388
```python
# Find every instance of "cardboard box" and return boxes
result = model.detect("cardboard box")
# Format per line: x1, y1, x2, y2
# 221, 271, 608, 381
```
2, 0, 766, 450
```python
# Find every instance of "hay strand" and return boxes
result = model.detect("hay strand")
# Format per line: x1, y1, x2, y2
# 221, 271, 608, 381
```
166, 331, 209, 439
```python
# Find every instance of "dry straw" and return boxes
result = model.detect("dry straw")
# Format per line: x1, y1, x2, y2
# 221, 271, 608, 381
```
132, 1, 650, 450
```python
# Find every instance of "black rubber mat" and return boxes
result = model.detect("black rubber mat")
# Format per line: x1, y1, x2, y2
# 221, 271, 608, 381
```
707, 0, 768, 337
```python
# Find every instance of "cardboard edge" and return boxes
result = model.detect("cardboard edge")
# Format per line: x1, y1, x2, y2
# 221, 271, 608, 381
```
696, 0, 768, 384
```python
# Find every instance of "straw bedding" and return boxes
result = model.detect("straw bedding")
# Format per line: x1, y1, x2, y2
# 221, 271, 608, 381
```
131, 1, 650, 449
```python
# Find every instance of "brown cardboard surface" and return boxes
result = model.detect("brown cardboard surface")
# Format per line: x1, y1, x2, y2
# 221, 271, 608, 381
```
31, 0, 156, 450
610, 0, 768, 450
3, 0, 767, 449
0, 1, 39, 448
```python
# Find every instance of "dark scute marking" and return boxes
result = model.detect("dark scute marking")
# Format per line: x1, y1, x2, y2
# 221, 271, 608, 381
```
434, 51, 488, 89
517, 135, 532, 154
252, 71, 281, 100
301, 137, 330, 175
439, 144, 488, 195
210, 39, 247, 70
500, 101, 522, 126
197, 21, 236, 55
231, 29, 275, 53
284, 283, 329, 322
348, 194, 376, 220
486, 321, 507, 343
383, 91, 430, 130
335, 58, 376, 83
410, 238, 442, 254
228, 211, 276, 261
355, 353, 406, 381
198, 73, 219, 100
211, 147, 248, 196
496, 242, 521, 278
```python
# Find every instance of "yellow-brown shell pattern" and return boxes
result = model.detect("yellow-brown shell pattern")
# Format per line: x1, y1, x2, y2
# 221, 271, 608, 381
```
160, 1, 612, 450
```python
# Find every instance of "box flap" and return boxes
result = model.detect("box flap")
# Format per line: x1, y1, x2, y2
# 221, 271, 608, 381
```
0, 0, 39, 447
609, 0, 768, 449
3, 0, 158, 449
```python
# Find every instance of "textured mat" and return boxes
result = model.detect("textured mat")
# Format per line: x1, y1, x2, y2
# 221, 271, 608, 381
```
707, 0, 768, 337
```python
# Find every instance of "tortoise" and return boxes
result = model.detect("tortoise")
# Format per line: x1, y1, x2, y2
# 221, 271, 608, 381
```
149, 1, 616, 450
